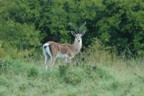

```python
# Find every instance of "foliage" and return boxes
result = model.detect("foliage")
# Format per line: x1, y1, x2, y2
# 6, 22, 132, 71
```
0, 58, 12, 73
0, 0, 144, 57
27, 67, 39, 77
59, 65, 87, 85
97, 0, 144, 56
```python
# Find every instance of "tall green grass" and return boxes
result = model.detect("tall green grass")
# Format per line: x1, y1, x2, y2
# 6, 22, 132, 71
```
0, 41, 144, 96
0, 56, 143, 96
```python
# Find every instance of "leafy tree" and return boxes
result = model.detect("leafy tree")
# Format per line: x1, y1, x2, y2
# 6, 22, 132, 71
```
0, 0, 144, 57
96, 0, 144, 56
0, 0, 40, 57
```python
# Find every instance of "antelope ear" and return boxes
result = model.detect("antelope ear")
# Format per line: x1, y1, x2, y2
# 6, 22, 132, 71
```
81, 31, 86, 37
71, 30, 76, 36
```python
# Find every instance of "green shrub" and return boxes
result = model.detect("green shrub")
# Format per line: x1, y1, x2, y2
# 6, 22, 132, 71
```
0, 58, 13, 73
0, 76, 8, 85
84, 65, 114, 81
62, 66, 86, 85
27, 67, 39, 77
0, 41, 5, 57
58, 65, 69, 77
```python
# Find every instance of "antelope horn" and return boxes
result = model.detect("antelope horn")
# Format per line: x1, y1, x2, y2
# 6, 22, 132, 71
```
68, 22, 78, 33
79, 21, 86, 33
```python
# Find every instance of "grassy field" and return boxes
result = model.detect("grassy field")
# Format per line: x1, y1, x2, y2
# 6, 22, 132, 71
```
0, 55, 144, 96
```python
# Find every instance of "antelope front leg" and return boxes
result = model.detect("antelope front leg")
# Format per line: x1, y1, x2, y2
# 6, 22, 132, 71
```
65, 56, 73, 64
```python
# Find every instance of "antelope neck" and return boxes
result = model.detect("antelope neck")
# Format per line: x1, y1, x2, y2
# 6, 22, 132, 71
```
73, 39, 82, 54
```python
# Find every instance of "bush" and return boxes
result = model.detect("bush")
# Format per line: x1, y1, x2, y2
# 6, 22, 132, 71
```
84, 64, 114, 81
0, 19, 41, 58
59, 65, 86, 85
27, 67, 39, 77
0, 58, 13, 73
0, 76, 8, 85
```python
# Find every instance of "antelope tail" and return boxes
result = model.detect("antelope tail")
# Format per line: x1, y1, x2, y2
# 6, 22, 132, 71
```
43, 43, 52, 57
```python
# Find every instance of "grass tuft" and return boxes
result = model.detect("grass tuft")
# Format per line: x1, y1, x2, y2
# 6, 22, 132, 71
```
27, 67, 39, 77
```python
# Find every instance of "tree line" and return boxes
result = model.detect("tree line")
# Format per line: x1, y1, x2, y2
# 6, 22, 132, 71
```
0, 0, 144, 58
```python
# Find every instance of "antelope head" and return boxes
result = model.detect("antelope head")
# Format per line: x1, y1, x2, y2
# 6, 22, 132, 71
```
69, 22, 86, 52
69, 22, 86, 44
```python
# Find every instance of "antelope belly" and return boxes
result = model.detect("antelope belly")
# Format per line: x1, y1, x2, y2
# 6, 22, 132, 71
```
57, 52, 67, 58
